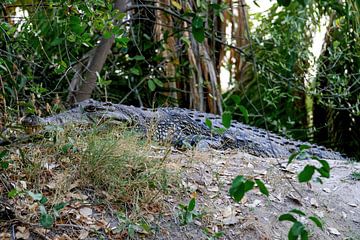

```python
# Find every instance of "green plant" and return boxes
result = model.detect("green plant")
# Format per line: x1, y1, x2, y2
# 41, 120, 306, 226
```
116, 212, 152, 239
0, 150, 10, 170
351, 171, 360, 181
178, 197, 201, 225
8, 189, 67, 228
279, 209, 323, 240
229, 176, 269, 203
288, 145, 330, 183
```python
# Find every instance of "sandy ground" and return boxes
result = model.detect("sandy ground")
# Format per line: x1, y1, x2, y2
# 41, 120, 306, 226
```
153, 149, 360, 239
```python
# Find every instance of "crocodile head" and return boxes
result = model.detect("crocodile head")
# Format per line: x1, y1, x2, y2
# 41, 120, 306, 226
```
79, 99, 133, 125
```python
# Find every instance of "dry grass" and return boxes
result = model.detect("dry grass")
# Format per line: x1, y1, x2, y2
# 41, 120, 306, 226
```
0, 123, 172, 238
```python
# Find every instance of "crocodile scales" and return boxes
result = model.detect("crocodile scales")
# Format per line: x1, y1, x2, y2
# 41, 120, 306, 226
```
22, 99, 346, 160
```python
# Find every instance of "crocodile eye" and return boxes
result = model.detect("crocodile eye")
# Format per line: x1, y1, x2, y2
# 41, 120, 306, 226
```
103, 102, 112, 106
84, 105, 96, 112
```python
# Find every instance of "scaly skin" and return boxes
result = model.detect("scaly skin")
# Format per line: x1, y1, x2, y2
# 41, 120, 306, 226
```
22, 99, 347, 160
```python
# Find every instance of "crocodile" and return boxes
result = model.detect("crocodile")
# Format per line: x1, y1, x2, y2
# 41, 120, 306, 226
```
21, 99, 346, 160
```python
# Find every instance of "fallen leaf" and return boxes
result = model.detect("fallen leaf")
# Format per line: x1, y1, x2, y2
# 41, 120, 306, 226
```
79, 207, 93, 217
328, 227, 341, 236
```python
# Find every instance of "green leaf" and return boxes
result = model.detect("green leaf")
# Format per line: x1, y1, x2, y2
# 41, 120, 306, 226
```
308, 216, 323, 230
153, 78, 164, 87
299, 144, 311, 151
50, 37, 63, 46
192, 16, 203, 29
69, 16, 85, 34
238, 105, 249, 123
0, 150, 8, 160
40, 196, 48, 204
298, 165, 315, 182
255, 179, 269, 196
279, 213, 297, 222
318, 160, 330, 172
205, 118, 212, 129
148, 80, 156, 91
103, 30, 113, 39
28, 191, 43, 201
289, 221, 306, 240
300, 229, 309, 240
222, 111, 232, 129
277, 0, 292, 7
192, 27, 205, 43
40, 213, 54, 228
129, 55, 145, 61
288, 152, 299, 164
130, 66, 141, 75
231, 95, 241, 105
229, 175, 246, 202
289, 209, 306, 216
54, 202, 68, 211
7, 188, 19, 198
1, 161, 9, 169
188, 198, 196, 211
244, 180, 255, 192
317, 167, 330, 178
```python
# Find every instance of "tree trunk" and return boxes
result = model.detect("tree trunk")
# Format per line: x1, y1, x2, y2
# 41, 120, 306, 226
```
67, 0, 128, 105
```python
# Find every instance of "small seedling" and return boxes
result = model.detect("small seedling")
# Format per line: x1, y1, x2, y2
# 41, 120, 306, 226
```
279, 209, 323, 240
178, 196, 201, 225
229, 175, 269, 203
288, 145, 331, 183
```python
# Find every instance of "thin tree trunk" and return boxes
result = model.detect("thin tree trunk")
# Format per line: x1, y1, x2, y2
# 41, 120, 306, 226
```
67, 0, 128, 105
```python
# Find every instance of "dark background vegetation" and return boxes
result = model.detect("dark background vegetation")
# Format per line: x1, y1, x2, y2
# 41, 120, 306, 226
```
0, 0, 359, 159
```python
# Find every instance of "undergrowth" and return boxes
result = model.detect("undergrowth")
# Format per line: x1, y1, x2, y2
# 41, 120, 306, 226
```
0, 124, 171, 235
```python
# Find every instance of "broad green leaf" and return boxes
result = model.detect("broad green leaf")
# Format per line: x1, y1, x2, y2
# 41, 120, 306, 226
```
222, 111, 232, 129
130, 66, 141, 75
300, 229, 309, 240
153, 78, 164, 87
192, 27, 205, 43
255, 179, 269, 196
69, 16, 85, 34
192, 16, 205, 43
298, 165, 315, 182
279, 213, 297, 222
308, 216, 323, 230
40, 213, 54, 228
289, 209, 306, 216
188, 198, 196, 211
244, 180, 255, 192
148, 80, 156, 91
288, 221, 305, 240
229, 176, 246, 202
